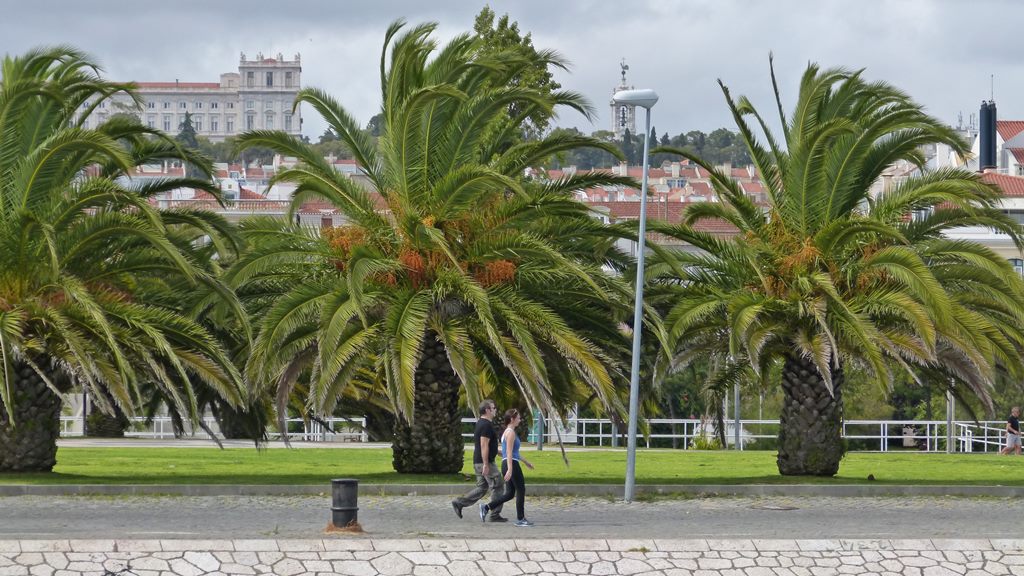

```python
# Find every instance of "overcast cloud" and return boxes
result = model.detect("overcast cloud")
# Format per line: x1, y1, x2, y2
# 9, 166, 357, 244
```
3, 0, 1020, 141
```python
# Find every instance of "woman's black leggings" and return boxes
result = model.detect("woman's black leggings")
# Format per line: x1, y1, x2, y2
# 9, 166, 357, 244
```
495, 459, 526, 520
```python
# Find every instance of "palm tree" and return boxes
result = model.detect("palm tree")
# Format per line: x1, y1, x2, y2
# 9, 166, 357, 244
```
650, 59, 1024, 475
232, 20, 635, 473
0, 47, 244, 471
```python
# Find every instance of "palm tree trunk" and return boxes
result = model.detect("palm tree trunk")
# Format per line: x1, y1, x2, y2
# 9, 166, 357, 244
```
391, 339, 464, 473
0, 363, 62, 472
777, 353, 844, 476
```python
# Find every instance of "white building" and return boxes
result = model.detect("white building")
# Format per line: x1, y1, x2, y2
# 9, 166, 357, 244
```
81, 52, 302, 142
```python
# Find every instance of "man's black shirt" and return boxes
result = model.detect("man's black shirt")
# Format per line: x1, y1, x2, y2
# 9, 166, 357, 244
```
472, 418, 498, 465
1009, 415, 1020, 435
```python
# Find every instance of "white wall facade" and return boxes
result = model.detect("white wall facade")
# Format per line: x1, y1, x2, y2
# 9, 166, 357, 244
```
80, 52, 302, 142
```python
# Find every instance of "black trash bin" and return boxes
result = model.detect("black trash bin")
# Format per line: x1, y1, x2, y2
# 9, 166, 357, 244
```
331, 478, 359, 527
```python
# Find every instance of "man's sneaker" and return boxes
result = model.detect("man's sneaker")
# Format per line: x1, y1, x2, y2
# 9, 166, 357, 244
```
490, 515, 508, 523
479, 503, 488, 522
514, 519, 534, 527
451, 501, 463, 519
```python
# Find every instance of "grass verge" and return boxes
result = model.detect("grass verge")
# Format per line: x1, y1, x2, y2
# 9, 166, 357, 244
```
1, 447, 1022, 486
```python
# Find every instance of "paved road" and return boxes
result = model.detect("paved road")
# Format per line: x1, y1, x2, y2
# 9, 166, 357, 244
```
2, 494, 1017, 540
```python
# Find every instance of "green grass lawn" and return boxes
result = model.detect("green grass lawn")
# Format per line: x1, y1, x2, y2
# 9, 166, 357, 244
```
1, 447, 1023, 485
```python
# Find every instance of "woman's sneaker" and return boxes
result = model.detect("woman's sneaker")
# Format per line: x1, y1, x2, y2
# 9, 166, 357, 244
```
479, 503, 488, 522
514, 519, 534, 527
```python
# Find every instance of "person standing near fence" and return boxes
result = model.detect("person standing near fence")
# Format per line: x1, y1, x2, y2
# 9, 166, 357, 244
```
1001, 407, 1021, 455
490, 408, 535, 527
451, 399, 507, 522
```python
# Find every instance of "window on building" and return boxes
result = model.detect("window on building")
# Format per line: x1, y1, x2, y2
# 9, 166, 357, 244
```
163, 117, 171, 131
1012, 259, 1024, 277
211, 118, 219, 132
265, 114, 274, 129
146, 102, 155, 109
285, 71, 293, 87
246, 100, 255, 110
195, 102, 203, 109
81, 119, 89, 129
1003, 210, 1024, 225
211, 102, 219, 109
264, 100, 273, 110
163, 102, 170, 109
266, 71, 273, 87
98, 102, 106, 109
246, 71, 254, 87
194, 116, 203, 132
226, 118, 234, 133
284, 114, 292, 131
179, 102, 187, 109
246, 115, 254, 130
227, 102, 235, 109
81, 101, 90, 109
147, 114, 156, 127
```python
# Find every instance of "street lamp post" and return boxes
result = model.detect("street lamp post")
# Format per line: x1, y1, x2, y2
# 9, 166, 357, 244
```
613, 88, 658, 503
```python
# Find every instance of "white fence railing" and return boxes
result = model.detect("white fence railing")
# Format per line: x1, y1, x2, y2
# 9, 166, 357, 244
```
60, 416, 368, 443
60, 414, 1011, 451
460, 417, 1011, 452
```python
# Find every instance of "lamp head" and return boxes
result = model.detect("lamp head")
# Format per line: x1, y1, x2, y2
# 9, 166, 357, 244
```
612, 88, 658, 109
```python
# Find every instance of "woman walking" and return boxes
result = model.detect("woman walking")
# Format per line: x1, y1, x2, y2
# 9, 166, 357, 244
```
492, 409, 534, 527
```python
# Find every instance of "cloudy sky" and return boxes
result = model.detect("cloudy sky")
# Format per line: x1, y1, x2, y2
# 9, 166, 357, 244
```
3, 0, 1020, 140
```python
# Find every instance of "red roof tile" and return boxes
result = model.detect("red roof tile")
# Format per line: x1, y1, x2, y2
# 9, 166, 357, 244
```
1009, 148, 1024, 166
740, 181, 765, 193
136, 82, 221, 89
239, 187, 266, 200
997, 121, 1024, 142
981, 172, 1024, 197
585, 201, 685, 222
689, 181, 712, 195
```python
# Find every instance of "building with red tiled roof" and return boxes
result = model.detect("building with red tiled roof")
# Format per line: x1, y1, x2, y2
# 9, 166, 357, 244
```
78, 52, 302, 143
971, 119, 1024, 177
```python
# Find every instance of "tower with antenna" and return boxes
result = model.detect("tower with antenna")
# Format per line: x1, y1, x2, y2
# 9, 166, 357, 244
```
610, 58, 636, 140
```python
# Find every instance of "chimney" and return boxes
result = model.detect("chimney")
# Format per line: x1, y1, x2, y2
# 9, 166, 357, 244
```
979, 100, 997, 171
618, 160, 628, 176
670, 162, 680, 178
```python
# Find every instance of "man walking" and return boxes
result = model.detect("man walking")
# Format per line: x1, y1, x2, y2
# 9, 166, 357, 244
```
451, 399, 507, 522
1001, 406, 1021, 455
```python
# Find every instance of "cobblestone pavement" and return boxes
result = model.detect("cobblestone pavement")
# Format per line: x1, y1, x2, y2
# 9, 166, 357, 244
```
2, 494, 1021, 540
1, 538, 1023, 576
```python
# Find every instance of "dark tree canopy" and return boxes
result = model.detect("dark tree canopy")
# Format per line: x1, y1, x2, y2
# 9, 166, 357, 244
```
473, 6, 564, 142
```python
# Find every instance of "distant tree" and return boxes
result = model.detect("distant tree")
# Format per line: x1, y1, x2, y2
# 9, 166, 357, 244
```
108, 111, 142, 126
311, 139, 353, 160
176, 112, 205, 178
621, 128, 635, 165
706, 127, 734, 151
318, 128, 338, 144
687, 130, 706, 155
474, 6, 567, 146
365, 113, 384, 137
653, 131, 674, 167
176, 112, 199, 149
